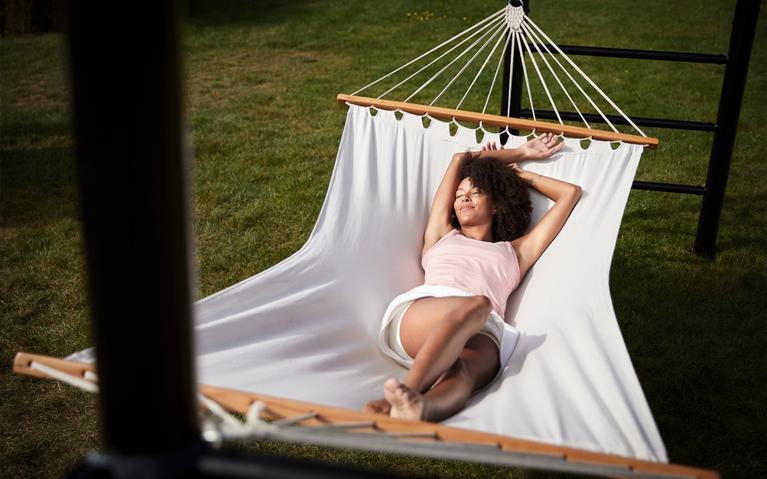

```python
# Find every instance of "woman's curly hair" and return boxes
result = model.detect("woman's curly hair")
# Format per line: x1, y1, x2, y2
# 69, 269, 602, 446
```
451, 154, 532, 242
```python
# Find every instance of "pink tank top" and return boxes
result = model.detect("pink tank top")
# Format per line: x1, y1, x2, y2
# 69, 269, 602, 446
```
422, 228, 521, 317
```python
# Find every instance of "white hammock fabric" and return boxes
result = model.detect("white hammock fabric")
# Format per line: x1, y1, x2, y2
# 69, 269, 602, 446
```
187, 104, 667, 462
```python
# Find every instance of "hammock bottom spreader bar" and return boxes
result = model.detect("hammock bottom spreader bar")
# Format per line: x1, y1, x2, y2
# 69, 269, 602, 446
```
13, 352, 717, 479
336, 94, 659, 148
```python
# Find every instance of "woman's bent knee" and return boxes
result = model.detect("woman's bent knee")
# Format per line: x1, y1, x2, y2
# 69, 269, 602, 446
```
470, 295, 492, 315
443, 296, 492, 331
464, 296, 493, 327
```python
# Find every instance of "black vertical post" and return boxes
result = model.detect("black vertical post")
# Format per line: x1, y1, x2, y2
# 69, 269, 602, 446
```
694, 0, 760, 257
66, 0, 201, 468
500, 0, 529, 141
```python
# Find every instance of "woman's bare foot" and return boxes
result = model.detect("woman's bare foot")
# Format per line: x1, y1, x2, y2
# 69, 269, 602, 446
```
384, 377, 426, 420
362, 398, 391, 415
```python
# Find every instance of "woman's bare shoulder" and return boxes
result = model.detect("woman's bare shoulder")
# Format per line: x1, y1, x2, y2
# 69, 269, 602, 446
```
422, 226, 456, 258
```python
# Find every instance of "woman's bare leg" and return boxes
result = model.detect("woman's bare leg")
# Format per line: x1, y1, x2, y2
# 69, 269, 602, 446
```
386, 334, 500, 421
399, 295, 493, 393
363, 295, 493, 416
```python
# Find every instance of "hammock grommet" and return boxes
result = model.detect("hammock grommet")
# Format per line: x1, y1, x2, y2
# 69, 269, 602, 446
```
448, 120, 459, 137
477, 121, 493, 138
500, 126, 513, 146
475, 127, 485, 144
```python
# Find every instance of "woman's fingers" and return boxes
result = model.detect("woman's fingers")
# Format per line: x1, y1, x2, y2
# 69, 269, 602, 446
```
538, 133, 556, 146
526, 133, 564, 160
540, 133, 562, 149
538, 139, 564, 159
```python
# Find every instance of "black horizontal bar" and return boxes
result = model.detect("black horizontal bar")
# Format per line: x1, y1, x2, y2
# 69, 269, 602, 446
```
631, 181, 706, 195
545, 44, 728, 64
519, 109, 717, 132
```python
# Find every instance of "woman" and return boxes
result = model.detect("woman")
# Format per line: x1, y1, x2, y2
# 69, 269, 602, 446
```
364, 132, 581, 422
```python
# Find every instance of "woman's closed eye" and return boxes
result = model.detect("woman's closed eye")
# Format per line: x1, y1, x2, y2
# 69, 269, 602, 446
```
456, 189, 484, 200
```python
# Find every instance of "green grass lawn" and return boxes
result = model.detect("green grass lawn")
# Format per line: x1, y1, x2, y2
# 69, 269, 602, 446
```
1, 1, 765, 477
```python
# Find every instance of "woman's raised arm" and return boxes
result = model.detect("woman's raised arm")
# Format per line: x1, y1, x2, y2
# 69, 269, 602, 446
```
422, 152, 469, 256
511, 167, 581, 279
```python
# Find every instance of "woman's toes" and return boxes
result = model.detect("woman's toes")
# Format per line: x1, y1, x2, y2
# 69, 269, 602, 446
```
362, 398, 391, 415
384, 379, 425, 420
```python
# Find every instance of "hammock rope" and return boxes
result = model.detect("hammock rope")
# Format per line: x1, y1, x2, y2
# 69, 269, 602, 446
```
522, 14, 647, 136
405, 16, 507, 103
455, 19, 506, 110
349, 3, 651, 143
515, 29, 537, 122
481, 25, 511, 114
518, 26, 561, 124
520, 21, 595, 129
351, 7, 507, 97
433, 19, 509, 107
378, 11, 506, 100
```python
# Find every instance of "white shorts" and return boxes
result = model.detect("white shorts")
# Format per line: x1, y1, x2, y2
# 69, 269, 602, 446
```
377, 284, 520, 375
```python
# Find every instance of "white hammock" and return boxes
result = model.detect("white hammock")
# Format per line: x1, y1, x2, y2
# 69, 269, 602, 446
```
64, 2, 672, 468
186, 104, 666, 461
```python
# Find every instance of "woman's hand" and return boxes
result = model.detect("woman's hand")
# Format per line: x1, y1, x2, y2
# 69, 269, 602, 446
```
513, 133, 564, 161
481, 140, 502, 152
478, 133, 564, 164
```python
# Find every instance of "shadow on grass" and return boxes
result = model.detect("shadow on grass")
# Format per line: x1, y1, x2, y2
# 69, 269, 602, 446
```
610, 247, 766, 477
1, 144, 78, 228
622, 188, 767, 259
715, 190, 767, 254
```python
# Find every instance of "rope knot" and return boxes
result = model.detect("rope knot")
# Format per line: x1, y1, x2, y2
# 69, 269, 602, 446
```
505, 5, 525, 32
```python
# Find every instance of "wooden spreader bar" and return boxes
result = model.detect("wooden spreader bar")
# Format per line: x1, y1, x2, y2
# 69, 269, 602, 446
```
13, 352, 716, 479
337, 94, 659, 149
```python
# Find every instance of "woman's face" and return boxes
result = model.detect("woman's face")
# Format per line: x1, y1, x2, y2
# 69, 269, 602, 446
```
454, 177, 496, 226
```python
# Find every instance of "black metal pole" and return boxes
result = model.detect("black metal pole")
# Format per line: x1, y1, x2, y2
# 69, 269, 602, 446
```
63, 3, 411, 478
540, 45, 728, 64
694, 0, 760, 257
66, 0, 201, 470
500, 0, 529, 141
